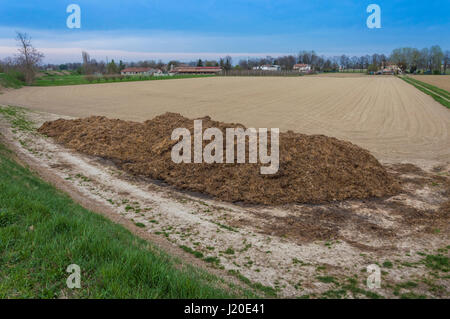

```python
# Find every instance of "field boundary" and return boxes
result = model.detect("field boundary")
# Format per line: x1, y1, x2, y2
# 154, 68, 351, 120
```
32, 74, 214, 87
400, 76, 450, 108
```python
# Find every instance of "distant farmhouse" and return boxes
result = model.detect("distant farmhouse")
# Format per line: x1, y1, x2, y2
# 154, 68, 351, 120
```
252, 65, 281, 71
169, 66, 222, 75
120, 67, 162, 76
293, 63, 312, 73
380, 63, 402, 75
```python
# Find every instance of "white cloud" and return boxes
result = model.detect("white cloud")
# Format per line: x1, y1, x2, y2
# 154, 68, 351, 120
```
0, 27, 296, 63
0, 45, 294, 64
0, 26, 412, 63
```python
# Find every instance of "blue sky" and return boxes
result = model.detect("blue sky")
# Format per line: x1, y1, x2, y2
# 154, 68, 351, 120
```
0, 0, 448, 63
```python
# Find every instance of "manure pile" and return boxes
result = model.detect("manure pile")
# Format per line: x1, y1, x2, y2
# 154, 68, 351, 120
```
38, 113, 400, 205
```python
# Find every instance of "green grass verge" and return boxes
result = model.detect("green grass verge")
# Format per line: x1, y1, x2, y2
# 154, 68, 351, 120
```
227, 270, 277, 297
0, 106, 35, 132
0, 73, 24, 89
337, 69, 367, 73
400, 76, 450, 108
0, 141, 242, 298
405, 76, 450, 100
32, 74, 214, 87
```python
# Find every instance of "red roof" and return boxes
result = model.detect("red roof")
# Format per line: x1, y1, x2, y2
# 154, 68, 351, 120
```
171, 66, 222, 73
121, 67, 154, 73
293, 64, 310, 68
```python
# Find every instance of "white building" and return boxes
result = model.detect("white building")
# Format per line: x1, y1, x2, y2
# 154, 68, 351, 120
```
120, 67, 162, 76
293, 64, 311, 72
253, 65, 281, 71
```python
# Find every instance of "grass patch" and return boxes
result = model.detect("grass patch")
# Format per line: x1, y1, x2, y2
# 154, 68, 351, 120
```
32, 74, 214, 87
406, 76, 450, 100
396, 281, 418, 289
203, 256, 220, 265
422, 254, 449, 272
0, 72, 24, 89
179, 245, 204, 259
0, 141, 237, 298
321, 289, 347, 299
316, 265, 327, 271
342, 278, 381, 299
0, 105, 35, 132
400, 292, 426, 299
227, 269, 277, 297
315, 276, 382, 299
213, 221, 238, 232
316, 276, 337, 284
223, 247, 235, 255
401, 76, 450, 108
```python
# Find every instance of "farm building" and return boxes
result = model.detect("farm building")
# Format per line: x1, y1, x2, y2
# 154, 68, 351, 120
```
169, 66, 222, 75
252, 65, 281, 71
120, 67, 162, 76
381, 63, 402, 75
293, 64, 312, 72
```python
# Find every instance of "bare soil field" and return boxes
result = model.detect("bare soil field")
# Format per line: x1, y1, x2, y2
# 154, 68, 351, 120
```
0, 107, 449, 298
0, 76, 449, 163
311, 72, 368, 78
409, 75, 450, 92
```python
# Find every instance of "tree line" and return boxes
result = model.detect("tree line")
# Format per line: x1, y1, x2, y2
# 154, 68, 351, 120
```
232, 51, 389, 72
389, 46, 449, 74
235, 46, 449, 74
44, 47, 450, 75
1, 32, 449, 86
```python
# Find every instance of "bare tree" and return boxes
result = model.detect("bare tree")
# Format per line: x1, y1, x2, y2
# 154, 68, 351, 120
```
220, 56, 232, 70
430, 45, 444, 73
340, 55, 349, 70
82, 51, 92, 74
15, 32, 44, 84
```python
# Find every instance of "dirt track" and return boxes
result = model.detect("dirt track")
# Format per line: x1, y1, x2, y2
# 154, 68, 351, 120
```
1, 76, 449, 162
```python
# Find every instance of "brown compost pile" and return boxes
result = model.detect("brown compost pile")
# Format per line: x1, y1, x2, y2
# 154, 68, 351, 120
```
38, 113, 400, 205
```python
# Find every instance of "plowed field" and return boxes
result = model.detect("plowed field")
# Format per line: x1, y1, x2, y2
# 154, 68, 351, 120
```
1, 76, 449, 162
